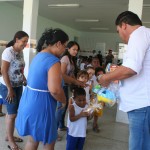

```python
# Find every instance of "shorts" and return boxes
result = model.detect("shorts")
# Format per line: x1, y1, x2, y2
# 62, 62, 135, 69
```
66, 129, 85, 150
0, 83, 23, 114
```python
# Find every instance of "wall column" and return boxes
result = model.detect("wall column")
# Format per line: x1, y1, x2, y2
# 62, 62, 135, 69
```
22, 0, 39, 78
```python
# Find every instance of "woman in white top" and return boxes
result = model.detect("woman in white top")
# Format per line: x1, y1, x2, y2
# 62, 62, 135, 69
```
0, 31, 28, 150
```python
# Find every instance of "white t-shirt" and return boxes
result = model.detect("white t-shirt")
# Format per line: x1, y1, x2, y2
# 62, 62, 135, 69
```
1, 46, 25, 87
119, 26, 150, 112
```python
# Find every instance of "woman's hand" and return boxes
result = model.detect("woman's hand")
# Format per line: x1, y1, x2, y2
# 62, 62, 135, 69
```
75, 80, 86, 88
6, 87, 15, 103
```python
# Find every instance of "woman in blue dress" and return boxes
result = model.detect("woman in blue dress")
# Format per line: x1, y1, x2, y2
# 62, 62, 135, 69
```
16, 28, 68, 150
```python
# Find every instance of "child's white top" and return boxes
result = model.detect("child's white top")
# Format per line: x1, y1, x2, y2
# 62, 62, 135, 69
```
67, 101, 88, 137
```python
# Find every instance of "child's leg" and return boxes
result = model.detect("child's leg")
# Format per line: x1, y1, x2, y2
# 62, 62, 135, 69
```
76, 137, 85, 150
93, 115, 100, 133
93, 115, 98, 127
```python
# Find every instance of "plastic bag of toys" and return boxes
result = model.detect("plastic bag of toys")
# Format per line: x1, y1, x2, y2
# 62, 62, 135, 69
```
92, 83, 119, 107
83, 98, 103, 114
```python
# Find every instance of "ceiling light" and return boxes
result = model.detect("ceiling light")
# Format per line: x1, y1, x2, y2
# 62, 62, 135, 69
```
75, 19, 99, 22
48, 4, 80, 8
90, 27, 109, 30
143, 4, 150, 8
0, 0, 23, 2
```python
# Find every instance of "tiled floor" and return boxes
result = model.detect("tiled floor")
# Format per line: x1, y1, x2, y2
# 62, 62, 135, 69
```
0, 105, 129, 150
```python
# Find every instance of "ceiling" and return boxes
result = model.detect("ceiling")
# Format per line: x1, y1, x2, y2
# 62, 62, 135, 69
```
6, 0, 150, 33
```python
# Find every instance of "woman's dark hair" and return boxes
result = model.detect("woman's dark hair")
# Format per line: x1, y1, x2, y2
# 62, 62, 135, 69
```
62, 41, 80, 76
6, 31, 29, 48
36, 28, 69, 52
73, 87, 86, 99
115, 11, 142, 26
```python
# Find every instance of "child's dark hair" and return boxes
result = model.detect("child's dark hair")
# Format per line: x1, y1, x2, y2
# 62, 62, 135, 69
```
36, 28, 69, 52
95, 67, 105, 76
6, 31, 29, 47
77, 70, 89, 79
73, 87, 86, 99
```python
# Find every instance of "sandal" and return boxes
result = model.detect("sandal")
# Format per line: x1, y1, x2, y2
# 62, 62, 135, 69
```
5, 136, 23, 142
93, 124, 100, 133
8, 145, 22, 150
0, 112, 5, 117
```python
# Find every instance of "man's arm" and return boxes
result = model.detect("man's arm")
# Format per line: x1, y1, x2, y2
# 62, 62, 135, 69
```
98, 66, 136, 87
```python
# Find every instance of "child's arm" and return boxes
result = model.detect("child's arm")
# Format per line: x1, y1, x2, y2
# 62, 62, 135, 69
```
69, 105, 89, 122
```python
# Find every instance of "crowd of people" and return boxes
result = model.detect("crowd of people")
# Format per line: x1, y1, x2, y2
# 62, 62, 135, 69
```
0, 10, 150, 150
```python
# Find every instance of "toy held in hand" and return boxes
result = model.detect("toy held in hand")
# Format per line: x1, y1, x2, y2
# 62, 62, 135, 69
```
92, 84, 101, 94
83, 99, 103, 114
97, 88, 116, 107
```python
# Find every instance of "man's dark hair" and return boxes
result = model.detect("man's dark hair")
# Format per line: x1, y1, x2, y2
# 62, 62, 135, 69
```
115, 11, 142, 26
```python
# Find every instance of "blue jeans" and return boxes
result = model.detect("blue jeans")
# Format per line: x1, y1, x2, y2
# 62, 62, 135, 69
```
0, 83, 23, 114
127, 106, 150, 150
55, 86, 68, 129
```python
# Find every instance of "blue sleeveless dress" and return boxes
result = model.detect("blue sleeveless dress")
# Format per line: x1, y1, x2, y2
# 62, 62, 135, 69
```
16, 52, 59, 144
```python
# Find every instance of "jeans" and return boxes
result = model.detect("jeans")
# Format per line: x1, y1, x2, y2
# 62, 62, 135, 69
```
0, 83, 23, 114
55, 86, 69, 129
127, 106, 150, 150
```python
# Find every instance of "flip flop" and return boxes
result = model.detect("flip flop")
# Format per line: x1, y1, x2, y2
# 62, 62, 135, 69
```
5, 136, 23, 142
8, 145, 22, 150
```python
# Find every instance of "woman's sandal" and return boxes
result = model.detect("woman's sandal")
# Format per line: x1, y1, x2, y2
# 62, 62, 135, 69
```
8, 145, 22, 150
5, 136, 23, 142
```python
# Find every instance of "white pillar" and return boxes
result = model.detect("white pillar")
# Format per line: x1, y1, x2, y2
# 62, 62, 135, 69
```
128, 0, 143, 19
22, 0, 39, 78
116, 0, 143, 124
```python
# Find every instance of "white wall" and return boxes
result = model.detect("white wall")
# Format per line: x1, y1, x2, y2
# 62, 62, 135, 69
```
0, 2, 80, 41
78, 32, 122, 56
